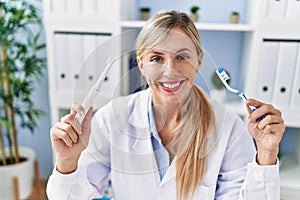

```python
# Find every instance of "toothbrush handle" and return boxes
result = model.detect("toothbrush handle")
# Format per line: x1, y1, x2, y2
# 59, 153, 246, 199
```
75, 88, 96, 124
239, 92, 264, 121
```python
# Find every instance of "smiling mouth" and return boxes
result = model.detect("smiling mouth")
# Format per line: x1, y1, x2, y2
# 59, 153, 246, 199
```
158, 80, 185, 92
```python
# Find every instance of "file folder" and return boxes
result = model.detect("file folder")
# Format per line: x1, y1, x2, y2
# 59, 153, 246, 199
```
257, 41, 279, 103
97, 0, 111, 16
66, 0, 81, 14
290, 43, 300, 108
82, 0, 96, 15
95, 35, 112, 90
54, 33, 71, 91
266, 0, 287, 19
82, 34, 98, 87
286, 0, 300, 19
52, 0, 66, 14
273, 42, 298, 106
67, 34, 83, 88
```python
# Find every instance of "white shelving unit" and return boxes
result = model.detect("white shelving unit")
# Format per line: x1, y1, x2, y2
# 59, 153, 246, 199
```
44, 0, 300, 198
121, 20, 254, 32
238, 1, 300, 199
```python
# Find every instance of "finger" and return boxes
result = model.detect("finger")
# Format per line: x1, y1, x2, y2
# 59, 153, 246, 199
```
55, 122, 78, 144
246, 99, 281, 115
245, 98, 264, 109
248, 104, 281, 123
71, 104, 85, 116
257, 115, 285, 130
82, 107, 93, 128
61, 113, 82, 135
50, 126, 74, 147
262, 123, 285, 138
83, 107, 93, 123
245, 98, 265, 117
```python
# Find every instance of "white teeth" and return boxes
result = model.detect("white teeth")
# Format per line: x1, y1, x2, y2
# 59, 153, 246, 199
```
162, 82, 181, 89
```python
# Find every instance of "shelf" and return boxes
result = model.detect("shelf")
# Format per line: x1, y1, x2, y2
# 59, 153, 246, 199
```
121, 20, 254, 32
280, 156, 300, 189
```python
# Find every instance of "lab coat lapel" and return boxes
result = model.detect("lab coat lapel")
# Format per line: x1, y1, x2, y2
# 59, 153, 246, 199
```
127, 89, 177, 186
160, 158, 176, 186
127, 89, 161, 186
127, 89, 154, 153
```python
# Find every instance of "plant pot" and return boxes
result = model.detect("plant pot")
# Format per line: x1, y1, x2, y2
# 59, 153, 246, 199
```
140, 11, 150, 21
210, 89, 226, 103
190, 13, 199, 22
230, 14, 240, 24
0, 147, 35, 200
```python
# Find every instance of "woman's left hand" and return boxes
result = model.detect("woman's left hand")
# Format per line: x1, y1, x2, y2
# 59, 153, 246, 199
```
245, 99, 285, 165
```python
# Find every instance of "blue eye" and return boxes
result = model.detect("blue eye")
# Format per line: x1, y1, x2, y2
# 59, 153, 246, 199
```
177, 54, 189, 60
151, 56, 162, 63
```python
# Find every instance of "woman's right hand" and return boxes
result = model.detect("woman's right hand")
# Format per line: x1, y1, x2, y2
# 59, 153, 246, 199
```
50, 106, 93, 174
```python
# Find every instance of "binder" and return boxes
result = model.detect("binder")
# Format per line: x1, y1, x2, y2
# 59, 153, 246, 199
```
82, 0, 96, 15
54, 33, 71, 91
52, 0, 66, 14
273, 42, 298, 106
266, 0, 287, 19
286, 0, 300, 19
67, 34, 83, 88
97, 0, 111, 16
66, 0, 81, 14
82, 34, 98, 87
290, 43, 300, 108
257, 41, 279, 103
95, 34, 118, 98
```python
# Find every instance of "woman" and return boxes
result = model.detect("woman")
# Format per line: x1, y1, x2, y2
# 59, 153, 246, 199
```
47, 11, 285, 200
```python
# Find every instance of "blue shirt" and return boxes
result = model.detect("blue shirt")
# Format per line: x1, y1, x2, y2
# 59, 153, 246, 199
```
147, 94, 170, 180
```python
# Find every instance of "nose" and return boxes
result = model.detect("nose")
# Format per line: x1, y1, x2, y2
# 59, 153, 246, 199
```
163, 59, 180, 77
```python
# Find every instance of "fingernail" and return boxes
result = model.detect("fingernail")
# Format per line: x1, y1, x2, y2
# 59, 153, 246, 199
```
248, 118, 253, 123
80, 111, 85, 116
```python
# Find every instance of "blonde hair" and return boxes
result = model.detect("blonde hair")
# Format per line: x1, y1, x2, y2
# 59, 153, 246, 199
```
136, 11, 216, 199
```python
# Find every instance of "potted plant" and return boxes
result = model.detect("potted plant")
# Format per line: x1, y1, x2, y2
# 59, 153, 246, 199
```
190, 5, 200, 22
230, 11, 240, 24
0, 0, 46, 199
140, 7, 151, 21
210, 69, 231, 103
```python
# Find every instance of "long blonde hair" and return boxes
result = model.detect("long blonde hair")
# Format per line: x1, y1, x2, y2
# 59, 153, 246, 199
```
136, 11, 216, 199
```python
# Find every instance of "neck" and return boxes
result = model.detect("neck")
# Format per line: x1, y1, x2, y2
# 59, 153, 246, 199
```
152, 96, 189, 143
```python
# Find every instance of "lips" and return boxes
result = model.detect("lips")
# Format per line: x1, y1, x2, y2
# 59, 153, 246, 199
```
158, 80, 185, 92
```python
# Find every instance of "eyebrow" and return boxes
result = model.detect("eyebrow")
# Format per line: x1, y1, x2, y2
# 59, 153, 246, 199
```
176, 48, 192, 53
149, 48, 192, 55
149, 50, 164, 55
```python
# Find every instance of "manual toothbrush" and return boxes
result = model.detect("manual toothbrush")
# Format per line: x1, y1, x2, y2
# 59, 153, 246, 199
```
215, 67, 264, 121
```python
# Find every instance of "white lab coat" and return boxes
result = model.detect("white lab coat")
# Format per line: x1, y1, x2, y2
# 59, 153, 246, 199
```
47, 88, 280, 200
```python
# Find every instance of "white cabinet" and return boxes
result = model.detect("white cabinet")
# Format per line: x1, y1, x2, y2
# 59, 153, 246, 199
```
43, 0, 122, 125
43, 0, 300, 198
237, 0, 300, 198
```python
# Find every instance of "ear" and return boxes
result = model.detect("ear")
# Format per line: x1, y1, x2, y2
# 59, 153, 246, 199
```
196, 56, 202, 72
137, 56, 146, 76
137, 56, 143, 69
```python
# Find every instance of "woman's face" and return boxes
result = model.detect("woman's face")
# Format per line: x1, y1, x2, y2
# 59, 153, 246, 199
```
138, 27, 201, 105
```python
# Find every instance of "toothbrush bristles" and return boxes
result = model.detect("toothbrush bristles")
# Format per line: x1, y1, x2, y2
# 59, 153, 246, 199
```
220, 71, 230, 81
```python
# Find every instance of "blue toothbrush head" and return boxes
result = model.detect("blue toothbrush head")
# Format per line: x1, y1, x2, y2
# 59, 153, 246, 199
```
217, 67, 231, 82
